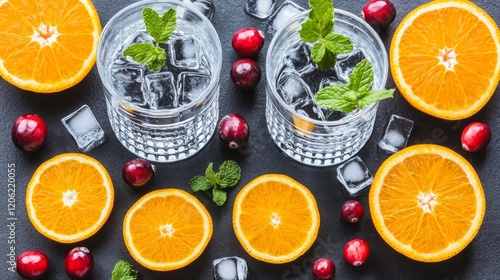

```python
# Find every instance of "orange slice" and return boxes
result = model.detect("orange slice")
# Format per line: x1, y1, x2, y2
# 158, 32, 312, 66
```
26, 153, 114, 243
0, 0, 101, 93
390, 0, 500, 120
123, 189, 213, 271
233, 174, 320, 264
369, 144, 485, 262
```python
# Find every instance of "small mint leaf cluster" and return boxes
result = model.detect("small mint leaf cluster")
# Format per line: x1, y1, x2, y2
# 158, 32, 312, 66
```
189, 160, 242, 206
299, 0, 353, 71
111, 260, 138, 280
316, 59, 395, 113
123, 7, 176, 72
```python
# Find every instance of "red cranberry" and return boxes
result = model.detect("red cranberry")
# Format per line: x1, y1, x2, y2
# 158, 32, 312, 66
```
461, 122, 491, 152
122, 158, 156, 187
218, 113, 250, 149
361, 0, 396, 30
343, 238, 370, 266
64, 247, 94, 280
232, 27, 265, 57
12, 114, 47, 152
230, 58, 261, 90
341, 200, 364, 223
16, 250, 50, 279
312, 258, 335, 279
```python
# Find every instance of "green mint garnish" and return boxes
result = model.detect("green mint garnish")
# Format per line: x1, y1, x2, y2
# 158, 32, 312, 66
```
299, 0, 353, 71
111, 260, 138, 280
123, 7, 176, 72
189, 160, 242, 206
316, 59, 395, 113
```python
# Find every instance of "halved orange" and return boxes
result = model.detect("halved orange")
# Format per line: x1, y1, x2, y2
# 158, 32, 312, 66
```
369, 144, 485, 262
123, 189, 213, 271
233, 174, 320, 264
390, 0, 500, 120
0, 0, 101, 93
26, 153, 114, 243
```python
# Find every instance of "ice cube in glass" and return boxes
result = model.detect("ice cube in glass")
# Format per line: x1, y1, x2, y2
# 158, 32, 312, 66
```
213, 256, 248, 280
144, 72, 177, 109
336, 156, 373, 198
378, 114, 414, 153
177, 72, 210, 105
284, 42, 315, 75
335, 49, 366, 83
61, 105, 107, 152
111, 64, 147, 107
169, 35, 200, 70
266, 0, 305, 37
245, 0, 276, 19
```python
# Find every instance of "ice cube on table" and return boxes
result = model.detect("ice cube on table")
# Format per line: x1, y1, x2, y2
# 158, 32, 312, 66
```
284, 42, 315, 75
183, 0, 214, 20
378, 114, 414, 153
177, 72, 210, 105
335, 49, 366, 83
61, 105, 107, 152
336, 156, 373, 198
213, 256, 248, 280
245, 0, 276, 19
111, 64, 147, 107
169, 36, 200, 70
266, 0, 305, 37
144, 72, 177, 109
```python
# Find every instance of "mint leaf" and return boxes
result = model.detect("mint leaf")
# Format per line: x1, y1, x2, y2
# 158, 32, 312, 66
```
147, 47, 166, 72
358, 89, 395, 108
160, 8, 177, 43
205, 163, 219, 186
315, 48, 337, 72
316, 84, 357, 113
348, 59, 373, 93
298, 19, 321, 43
217, 160, 242, 188
143, 8, 164, 43
123, 43, 156, 64
311, 43, 326, 63
111, 260, 138, 280
308, 0, 333, 36
189, 176, 212, 192
323, 33, 353, 54
212, 188, 227, 206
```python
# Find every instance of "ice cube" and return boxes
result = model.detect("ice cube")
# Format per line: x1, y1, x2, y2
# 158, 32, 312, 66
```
336, 156, 373, 198
61, 105, 107, 152
111, 65, 147, 107
378, 115, 414, 153
319, 75, 343, 90
169, 36, 200, 70
183, 0, 214, 20
245, 0, 276, 19
177, 72, 210, 105
284, 42, 315, 75
266, 0, 305, 37
335, 49, 366, 83
144, 72, 177, 109
320, 108, 346, 121
213, 257, 248, 280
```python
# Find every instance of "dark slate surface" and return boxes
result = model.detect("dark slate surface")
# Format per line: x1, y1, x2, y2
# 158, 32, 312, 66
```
1, 0, 500, 279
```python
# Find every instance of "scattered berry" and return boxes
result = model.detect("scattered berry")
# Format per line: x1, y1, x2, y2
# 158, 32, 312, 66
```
341, 200, 364, 223
64, 247, 94, 280
12, 114, 47, 152
343, 238, 370, 266
219, 113, 250, 149
312, 258, 335, 279
230, 58, 261, 90
16, 250, 50, 279
361, 0, 396, 30
461, 122, 491, 152
232, 27, 265, 57
122, 158, 156, 187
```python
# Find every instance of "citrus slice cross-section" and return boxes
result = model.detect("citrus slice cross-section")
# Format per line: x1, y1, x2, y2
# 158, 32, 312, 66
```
123, 189, 213, 271
233, 174, 320, 264
369, 144, 486, 262
26, 153, 114, 243
390, 0, 500, 120
0, 0, 101, 93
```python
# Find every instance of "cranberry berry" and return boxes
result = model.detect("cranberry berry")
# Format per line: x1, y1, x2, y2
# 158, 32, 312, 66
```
312, 258, 335, 279
232, 27, 265, 57
230, 58, 261, 90
341, 200, 364, 223
461, 122, 491, 152
16, 250, 50, 279
12, 114, 47, 152
343, 238, 370, 266
219, 113, 250, 149
362, 0, 396, 30
122, 158, 156, 187
65, 247, 94, 280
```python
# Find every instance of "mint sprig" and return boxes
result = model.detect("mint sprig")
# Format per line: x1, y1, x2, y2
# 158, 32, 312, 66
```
299, 0, 353, 71
316, 59, 394, 113
111, 260, 138, 280
189, 160, 242, 206
123, 7, 176, 72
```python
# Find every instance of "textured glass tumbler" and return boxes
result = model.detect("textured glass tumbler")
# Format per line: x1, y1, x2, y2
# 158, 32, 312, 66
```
265, 9, 389, 166
97, 0, 222, 162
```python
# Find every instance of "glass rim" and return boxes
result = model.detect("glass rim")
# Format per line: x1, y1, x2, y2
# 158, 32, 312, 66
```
96, 0, 222, 116
265, 8, 388, 126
